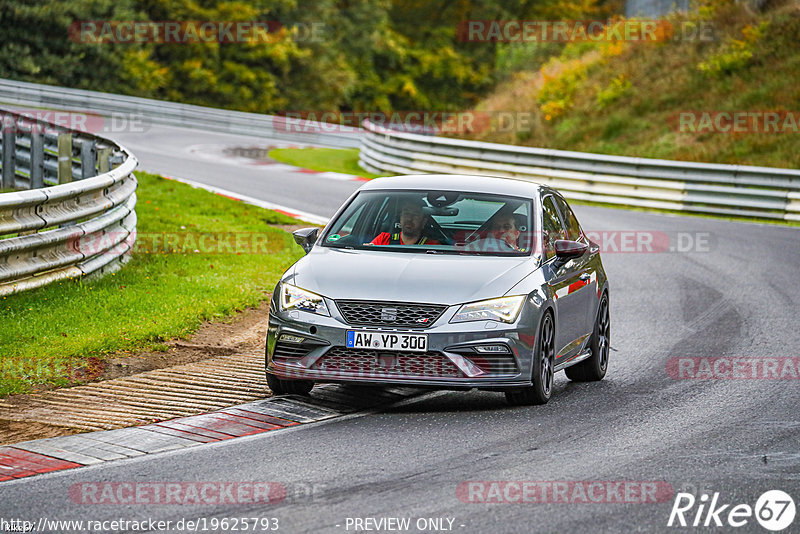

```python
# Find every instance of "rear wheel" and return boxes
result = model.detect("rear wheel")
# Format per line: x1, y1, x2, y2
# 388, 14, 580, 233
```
505, 312, 555, 406
266, 371, 314, 395
565, 293, 609, 382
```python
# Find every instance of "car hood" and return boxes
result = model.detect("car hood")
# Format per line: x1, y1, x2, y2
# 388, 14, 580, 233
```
286, 247, 536, 305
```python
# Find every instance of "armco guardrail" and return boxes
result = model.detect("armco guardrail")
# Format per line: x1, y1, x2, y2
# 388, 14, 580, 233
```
359, 120, 800, 221
0, 108, 137, 296
0, 78, 361, 149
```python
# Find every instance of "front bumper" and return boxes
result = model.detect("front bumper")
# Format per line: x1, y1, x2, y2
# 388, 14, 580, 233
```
266, 301, 538, 389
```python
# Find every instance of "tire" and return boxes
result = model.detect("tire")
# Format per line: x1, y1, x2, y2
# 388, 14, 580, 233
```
266, 371, 314, 395
565, 292, 610, 382
505, 312, 555, 406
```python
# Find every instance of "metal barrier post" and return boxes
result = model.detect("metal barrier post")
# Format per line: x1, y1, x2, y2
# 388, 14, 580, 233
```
96, 146, 112, 174
30, 130, 44, 189
58, 133, 73, 184
1, 128, 15, 190
81, 139, 96, 179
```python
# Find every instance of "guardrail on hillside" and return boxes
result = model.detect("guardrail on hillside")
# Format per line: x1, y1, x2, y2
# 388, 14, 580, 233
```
0, 108, 138, 296
359, 120, 800, 221
0, 78, 361, 149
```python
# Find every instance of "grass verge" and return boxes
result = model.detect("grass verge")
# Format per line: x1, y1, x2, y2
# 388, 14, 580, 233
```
0, 171, 304, 397
268, 147, 387, 179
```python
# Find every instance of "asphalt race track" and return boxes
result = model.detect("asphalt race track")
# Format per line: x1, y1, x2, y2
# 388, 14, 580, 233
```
1, 123, 798, 533
113, 124, 363, 218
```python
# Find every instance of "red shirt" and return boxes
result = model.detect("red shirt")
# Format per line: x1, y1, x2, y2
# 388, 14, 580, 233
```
370, 233, 440, 245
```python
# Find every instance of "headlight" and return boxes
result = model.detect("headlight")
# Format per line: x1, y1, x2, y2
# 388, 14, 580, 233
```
450, 295, 526, 324
279, 283, 330, 316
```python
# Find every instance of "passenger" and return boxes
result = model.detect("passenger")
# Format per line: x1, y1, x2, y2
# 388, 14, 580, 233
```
491, 213, 522, 251
370, 200, 441, 245
466, 213, 522, 252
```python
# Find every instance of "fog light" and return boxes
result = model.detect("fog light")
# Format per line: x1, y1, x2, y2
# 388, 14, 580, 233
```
280, 334, 305, 344
475, 344, 510, 354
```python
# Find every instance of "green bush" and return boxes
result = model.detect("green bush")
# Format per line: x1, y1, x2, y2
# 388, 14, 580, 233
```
596, 74, 632, 108
698, 21, 769, 76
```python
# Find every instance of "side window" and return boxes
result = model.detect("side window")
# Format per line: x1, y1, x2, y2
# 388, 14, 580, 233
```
553, 195, 582, 242
541, 196, 567, 260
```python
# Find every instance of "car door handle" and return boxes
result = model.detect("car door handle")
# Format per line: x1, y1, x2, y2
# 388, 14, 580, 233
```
579, 272, 591, 282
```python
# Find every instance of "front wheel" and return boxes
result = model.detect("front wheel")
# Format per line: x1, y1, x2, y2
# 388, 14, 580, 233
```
505, 312, 555, 406
565, 293, 610, 382
266, 371, 314, 395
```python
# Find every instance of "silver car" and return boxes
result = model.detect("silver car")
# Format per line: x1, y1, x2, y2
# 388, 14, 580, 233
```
266, 174, 610, 405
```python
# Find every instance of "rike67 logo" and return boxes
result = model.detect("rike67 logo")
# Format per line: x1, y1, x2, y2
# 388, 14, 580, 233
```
668, 490, 796, 531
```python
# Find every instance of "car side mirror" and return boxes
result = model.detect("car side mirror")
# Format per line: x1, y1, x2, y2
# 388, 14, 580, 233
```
293, 228, 319, 254
554, 239, 588, 261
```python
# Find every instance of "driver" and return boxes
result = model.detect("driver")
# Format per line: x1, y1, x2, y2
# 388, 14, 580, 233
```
370, 200, 440, 245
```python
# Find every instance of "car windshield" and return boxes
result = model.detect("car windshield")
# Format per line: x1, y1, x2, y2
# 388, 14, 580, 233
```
322, 189, 535, 256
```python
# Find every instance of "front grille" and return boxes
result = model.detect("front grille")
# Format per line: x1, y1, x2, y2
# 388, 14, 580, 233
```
335, 300, 447, 329
273, 341, 314, 361
312, 347, 463, 378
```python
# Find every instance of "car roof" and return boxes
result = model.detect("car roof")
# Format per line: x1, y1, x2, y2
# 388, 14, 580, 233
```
358, 174, 545, 197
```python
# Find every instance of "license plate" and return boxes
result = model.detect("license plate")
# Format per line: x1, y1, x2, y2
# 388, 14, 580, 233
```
346, 331, 428, 352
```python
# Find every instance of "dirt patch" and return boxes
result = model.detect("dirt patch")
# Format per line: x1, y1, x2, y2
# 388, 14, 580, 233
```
0, 420, 80, 445
54, 300, 271, 385
101, 300, 270, 381
0, 300, 272, 446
